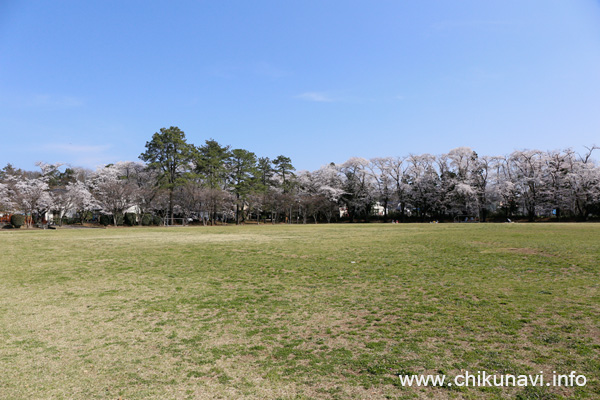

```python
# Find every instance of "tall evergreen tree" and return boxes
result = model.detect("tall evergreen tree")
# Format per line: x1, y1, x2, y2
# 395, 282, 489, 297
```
195, 139, 231, 190
139, 126, 193, 225
273, 155, 295, 193
195, 139, 231, 224
229, 149, 258, 224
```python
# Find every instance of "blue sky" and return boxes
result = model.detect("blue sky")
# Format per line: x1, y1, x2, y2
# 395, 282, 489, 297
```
1, 0, 600, 171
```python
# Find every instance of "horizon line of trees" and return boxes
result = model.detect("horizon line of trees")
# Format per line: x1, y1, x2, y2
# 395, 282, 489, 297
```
1, 126, 599, 227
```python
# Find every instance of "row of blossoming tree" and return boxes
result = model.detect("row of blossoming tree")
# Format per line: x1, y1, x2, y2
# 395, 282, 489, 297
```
1, 127, 599, 226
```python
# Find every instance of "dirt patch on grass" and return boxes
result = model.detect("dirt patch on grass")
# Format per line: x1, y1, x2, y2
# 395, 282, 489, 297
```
502, 248, 554, 257
479, 247, 555, 257
472, 241, 555, 257
81, 232, 276, 245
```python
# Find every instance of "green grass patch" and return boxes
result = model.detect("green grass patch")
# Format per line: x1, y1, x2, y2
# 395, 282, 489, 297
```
0, 223, 598, 398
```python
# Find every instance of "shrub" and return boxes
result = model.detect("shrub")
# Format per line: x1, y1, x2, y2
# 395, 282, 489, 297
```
124, 213, 136, 226
79, 211, 93, 223
141, 213, 153, 226
10, 214, 25, 228
99, 214, 111, 226
61, 217, 77, 225
152, 215, 163, 226
114, 213, 124, 226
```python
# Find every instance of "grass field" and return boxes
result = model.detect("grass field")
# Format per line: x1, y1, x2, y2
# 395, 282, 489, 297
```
0, 223, 598, 399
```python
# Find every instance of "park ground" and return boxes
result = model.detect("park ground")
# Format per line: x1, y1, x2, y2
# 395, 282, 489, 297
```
0, 223, 598, 399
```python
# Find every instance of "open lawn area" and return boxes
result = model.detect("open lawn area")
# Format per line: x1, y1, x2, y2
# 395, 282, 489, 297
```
0, 224, 598, 399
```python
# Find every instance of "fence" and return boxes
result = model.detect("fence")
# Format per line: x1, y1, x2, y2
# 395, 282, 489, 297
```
0, 214, 36, 226
163, 218, 189, 226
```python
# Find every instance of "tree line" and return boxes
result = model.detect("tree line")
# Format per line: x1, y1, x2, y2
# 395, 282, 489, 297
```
1, 126, 599, 227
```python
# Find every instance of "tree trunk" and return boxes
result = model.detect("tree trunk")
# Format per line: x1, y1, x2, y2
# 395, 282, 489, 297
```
235, 194, 240, 225
169, 188, 174, 226
383, 199, 388, 222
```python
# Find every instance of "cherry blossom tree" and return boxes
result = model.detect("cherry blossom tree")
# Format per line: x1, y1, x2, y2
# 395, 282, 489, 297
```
405, 154, 441, 220
0, 182, 12, 213
10, 177, 52, 227
565, 147, 600, 220
508, 150, 545, 221
90, 163, 139, 226
339, 157, 374, 222
367, 157, 394, 220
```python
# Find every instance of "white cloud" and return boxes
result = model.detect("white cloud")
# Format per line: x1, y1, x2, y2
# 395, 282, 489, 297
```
38, 143, 113, 168
42, 143, 111, 154
295, 92, 336, 102
31, 94, 84, 107
296, 92, 376, 104
206, 65, 239, 79
0, 93, 85, 108
207, 62, 290, 80
432, 20, 514, 31
253, 62, 289, 78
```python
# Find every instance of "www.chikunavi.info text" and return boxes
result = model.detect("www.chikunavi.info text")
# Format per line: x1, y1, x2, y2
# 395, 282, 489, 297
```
398, 371, 587, 387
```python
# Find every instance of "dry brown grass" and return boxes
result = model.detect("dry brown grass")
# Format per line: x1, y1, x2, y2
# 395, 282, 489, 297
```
0, 223, 598, 399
